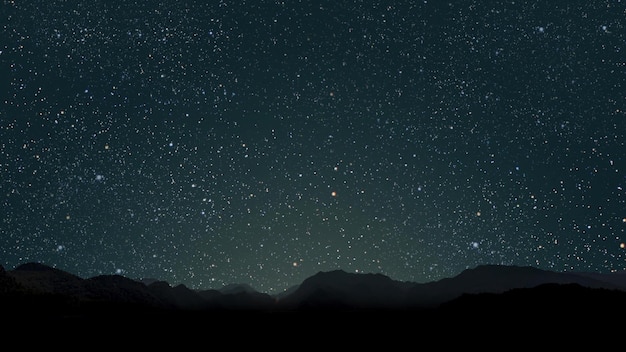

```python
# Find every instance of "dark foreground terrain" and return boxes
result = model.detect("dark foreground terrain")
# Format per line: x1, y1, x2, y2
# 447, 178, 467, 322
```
1, 262, 625, 343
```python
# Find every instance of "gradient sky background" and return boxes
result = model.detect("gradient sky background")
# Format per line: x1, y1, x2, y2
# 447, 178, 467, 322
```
1, 0, 625, 294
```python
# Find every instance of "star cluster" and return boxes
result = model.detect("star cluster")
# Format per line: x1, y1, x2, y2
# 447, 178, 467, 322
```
1, 1, 625, 293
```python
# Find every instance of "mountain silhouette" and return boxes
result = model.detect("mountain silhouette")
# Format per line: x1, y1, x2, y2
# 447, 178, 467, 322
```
404, 264, 626, 308
276, 269, 414, 311
439, 281, 626, 317
145, 280, 208, 310
2, 261, 626, 329
218, 283, 259, 295
10, 262, 87, 297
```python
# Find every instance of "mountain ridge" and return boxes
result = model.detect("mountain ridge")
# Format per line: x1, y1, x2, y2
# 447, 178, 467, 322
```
2, 261, 626, 321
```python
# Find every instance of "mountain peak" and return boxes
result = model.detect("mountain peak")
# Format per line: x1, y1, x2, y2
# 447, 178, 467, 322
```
277, 269, 412, 310
219, 283, 258, 295
307, 269, 392, 281
465, 264, 546, 273
13, 262, 58, 272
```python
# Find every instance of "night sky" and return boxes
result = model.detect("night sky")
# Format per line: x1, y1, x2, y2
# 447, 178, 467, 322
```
1, 0, 625, 294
